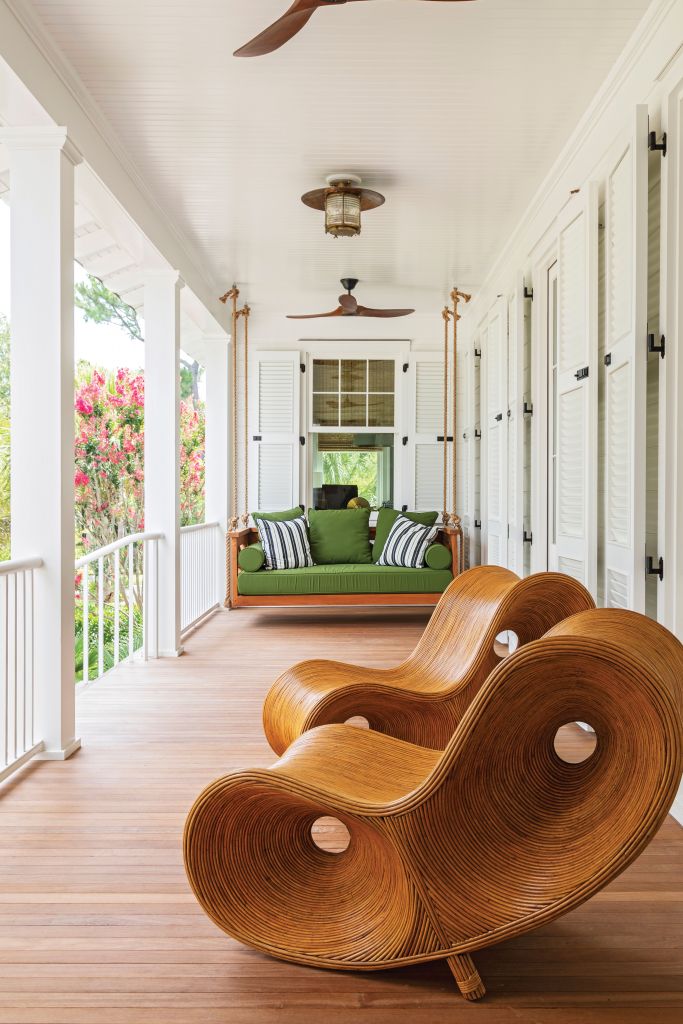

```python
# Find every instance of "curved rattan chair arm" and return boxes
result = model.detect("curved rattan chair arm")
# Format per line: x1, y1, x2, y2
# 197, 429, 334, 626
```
263, 660, 435, 754
263, 568, 595, 754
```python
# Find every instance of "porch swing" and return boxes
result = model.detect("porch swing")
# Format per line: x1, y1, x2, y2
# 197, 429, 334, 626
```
224, 288, 469, 609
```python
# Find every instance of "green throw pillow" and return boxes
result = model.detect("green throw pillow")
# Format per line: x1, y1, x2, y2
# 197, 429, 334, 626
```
238, 542, 265, 573
425, 542, 452, 571
308, 508, 372, 565
252, 507, 304, 523
372, 508, 440, 562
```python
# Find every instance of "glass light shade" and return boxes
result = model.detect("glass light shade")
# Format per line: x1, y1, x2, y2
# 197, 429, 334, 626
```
325, 191, 362, 237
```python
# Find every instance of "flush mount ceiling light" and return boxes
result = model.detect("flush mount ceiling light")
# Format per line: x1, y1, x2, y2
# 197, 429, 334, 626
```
301, 174, 385, 238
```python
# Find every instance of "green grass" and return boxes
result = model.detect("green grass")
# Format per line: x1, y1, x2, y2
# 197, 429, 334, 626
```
75, 602, 143, 682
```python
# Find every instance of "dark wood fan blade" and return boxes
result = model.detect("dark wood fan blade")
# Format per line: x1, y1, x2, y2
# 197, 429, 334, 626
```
234, 2, 321, 58
286, 307, 344, 319
235, 1, 471, 58
357, 306, 415, 318
339, 294, 358, 313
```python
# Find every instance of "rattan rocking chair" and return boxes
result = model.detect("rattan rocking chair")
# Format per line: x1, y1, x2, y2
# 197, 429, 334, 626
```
184, 609, 683, 1001
263, 565, 595, 754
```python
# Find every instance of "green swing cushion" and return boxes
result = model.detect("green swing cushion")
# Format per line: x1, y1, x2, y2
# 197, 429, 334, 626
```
238, 542, 265, 573
307, 508, 372, 565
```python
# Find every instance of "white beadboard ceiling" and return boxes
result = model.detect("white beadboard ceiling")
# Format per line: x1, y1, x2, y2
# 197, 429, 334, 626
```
24, 0, 651, 315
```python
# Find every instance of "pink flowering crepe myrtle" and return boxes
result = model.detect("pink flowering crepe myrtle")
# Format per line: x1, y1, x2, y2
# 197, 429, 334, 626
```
74, 366, 205, 563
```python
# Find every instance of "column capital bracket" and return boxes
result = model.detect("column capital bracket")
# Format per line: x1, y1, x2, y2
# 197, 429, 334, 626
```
143, 267, 185, 290
0, 126, 82, 166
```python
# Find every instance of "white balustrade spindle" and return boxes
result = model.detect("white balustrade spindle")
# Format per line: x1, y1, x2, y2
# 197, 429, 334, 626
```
180, 522, 222, 635
76, 533, 162, 688
0, 558, 44, 784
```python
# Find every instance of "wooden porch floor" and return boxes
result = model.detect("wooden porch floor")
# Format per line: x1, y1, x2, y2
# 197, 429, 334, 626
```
0, 607, 681, 1024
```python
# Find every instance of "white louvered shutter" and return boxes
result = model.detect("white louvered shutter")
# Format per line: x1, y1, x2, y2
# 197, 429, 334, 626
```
464, 334, 481, 566
604, 107, 648, 612
409, 354, 446, 513
249, 351, 301, 513
507, 281, 525, 575
456, 344, 471, 568
482, 298, 508, 567
555, 184, 599, 597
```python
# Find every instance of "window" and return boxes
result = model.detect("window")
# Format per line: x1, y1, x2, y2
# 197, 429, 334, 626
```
312, 359, 394, 429
311, 433, 394, 509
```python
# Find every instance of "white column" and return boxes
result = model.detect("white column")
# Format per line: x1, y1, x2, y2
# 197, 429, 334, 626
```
1, 126, 81, 760
144, 270, 184, 657
203, 333, 230, 605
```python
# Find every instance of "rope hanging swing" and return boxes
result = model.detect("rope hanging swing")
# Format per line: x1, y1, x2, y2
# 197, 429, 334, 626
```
442, 286, 470, 573
219, 285, 251, 605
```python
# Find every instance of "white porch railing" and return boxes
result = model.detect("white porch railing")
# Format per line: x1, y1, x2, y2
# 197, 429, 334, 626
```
0, 557, 44, 784
76, 533, 162, 687
181, 522, 222, 635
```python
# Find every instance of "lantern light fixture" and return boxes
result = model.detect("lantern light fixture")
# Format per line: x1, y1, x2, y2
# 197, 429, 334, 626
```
301, 174, 385, 239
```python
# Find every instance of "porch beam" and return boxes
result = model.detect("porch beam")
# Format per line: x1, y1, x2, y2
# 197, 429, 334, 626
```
1, 125, 81, 760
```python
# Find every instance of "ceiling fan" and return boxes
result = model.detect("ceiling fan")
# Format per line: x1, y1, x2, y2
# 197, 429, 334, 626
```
287, 278, 415, 319
234, 1, 475, 58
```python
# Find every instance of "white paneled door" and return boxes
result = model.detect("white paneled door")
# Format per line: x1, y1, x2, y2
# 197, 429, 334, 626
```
659, 74, 683, 636
248, 351, 301, 513
482, 298, 508, 567
603, 107, 649, 612
554, 184, 599, 598
507, 281, 526, 576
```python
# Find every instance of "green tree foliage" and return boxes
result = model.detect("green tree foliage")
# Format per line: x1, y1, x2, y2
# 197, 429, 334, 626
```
322, 450, 379, 507
75, 277, 144, 341
75, 275, 203, 401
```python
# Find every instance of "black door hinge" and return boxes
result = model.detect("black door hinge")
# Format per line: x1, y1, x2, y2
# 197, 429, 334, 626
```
300, 436, 306, 446
523, 285, 534, 300
437, 435, 454, 442
605, 353, 612, 366
474, 520, 482, 529
575, 366, 589, 381
523, 401, 533, 416
648, 130, 667, 157
253, 435, 262, 441
648, 333, 665, 358
300, 363, 306, 373
523, 530, 533, 545
474, 348, 482, 359
402, 436, 408, 446
474, 429, 482, 439
646, 556, 664, 581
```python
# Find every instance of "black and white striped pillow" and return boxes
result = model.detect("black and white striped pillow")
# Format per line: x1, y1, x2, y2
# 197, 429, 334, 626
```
257, 516, 314, 570
377, 514, 439, 569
